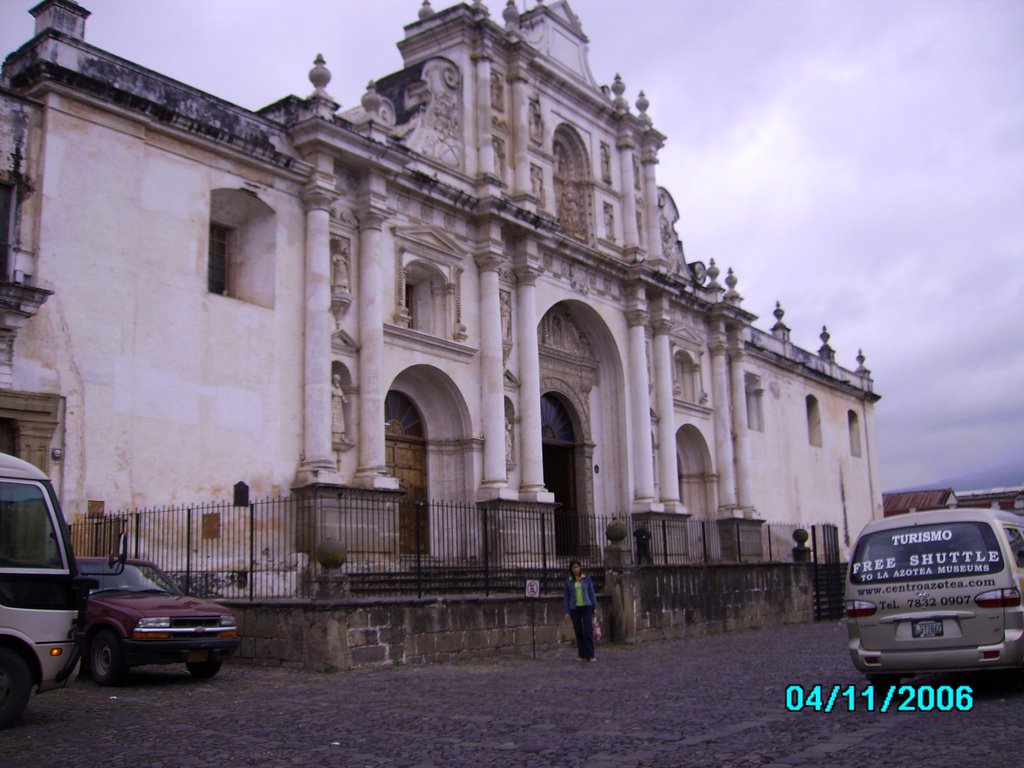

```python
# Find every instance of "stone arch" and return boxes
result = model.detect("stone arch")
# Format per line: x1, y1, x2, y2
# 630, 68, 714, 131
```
677, 424, 715, 518
536, 299, 628, 522
388, 365, 473, 500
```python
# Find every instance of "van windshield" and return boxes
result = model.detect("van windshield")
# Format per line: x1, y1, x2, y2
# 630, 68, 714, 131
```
850, 521, 1004, 584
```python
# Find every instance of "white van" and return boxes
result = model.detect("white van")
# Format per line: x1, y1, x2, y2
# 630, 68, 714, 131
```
846, 507, 1024, 684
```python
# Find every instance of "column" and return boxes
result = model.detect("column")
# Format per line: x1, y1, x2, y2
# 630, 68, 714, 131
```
477, 250, 510, 496
514, 262, 550, 501
709, 333, 737, 512
510, 73, 531, 198
354, 206, 396, 488
626, 285, 656, 506
298, 185, 337, 481
618, 137, 640, 250
652, 315, 681, 510
730, 344, 755, 513
474, 50, 494, 179
641, 145, 665, 269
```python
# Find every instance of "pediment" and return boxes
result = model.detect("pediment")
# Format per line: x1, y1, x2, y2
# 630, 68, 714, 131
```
393, 225, 466, 264
331, 328, 359, 354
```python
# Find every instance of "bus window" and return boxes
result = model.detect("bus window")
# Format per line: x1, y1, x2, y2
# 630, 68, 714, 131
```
0, 482, 62, 569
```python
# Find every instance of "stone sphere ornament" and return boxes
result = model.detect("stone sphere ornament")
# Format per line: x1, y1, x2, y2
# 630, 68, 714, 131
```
606, 518, 628, 543
315, 538, 347, 569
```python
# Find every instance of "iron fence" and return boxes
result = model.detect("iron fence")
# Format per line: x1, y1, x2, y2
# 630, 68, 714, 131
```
69, 494, 818, 600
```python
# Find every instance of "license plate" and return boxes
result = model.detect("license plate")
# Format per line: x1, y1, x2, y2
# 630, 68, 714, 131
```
912, 619, 944, 638
187, 650, 209, 663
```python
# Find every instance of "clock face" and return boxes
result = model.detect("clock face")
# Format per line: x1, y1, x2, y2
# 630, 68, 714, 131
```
690, 261, 707, 285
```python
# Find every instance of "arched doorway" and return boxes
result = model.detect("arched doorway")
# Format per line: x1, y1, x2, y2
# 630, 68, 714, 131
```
677, 424, 714, 518
385, 391, 428, 555
541, 393, 580, 556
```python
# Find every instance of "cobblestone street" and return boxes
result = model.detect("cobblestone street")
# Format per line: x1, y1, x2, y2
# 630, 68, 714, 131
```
3, 620, 1022, 767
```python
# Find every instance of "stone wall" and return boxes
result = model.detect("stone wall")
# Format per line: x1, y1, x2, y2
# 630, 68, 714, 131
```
225, 564, 816, 670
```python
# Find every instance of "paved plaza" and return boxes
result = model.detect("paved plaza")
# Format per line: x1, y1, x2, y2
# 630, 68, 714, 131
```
3, 620, 1022, 767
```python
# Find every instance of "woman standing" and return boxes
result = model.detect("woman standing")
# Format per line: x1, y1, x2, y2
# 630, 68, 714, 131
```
563, 560, 598, 663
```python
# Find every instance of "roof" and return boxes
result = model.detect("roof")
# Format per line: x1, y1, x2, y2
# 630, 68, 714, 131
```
862, 505, 1024, 534
0, 451, 48, 481
882, 489, 956, 516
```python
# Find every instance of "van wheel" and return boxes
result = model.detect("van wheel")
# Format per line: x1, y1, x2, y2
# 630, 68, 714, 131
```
0, 646, 32, 728
186, 660, 223, 679
867, 673, 902, 689
89, 629, 127, 686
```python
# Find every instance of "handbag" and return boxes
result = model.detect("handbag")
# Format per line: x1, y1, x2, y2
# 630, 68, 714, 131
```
592, 614, 602, 640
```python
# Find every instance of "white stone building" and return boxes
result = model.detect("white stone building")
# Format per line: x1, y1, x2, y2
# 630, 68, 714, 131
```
1, 0, 881, 552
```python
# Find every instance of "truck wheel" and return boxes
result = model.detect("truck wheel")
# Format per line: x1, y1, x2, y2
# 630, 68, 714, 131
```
186, 660, 223, 679
0, 646, 32, 728
89, 629, 126, 686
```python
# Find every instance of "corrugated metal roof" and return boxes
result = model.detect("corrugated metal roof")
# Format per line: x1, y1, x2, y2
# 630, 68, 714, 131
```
882, 489, 956, 516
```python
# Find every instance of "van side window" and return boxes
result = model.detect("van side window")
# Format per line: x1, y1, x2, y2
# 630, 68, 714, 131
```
0, 481, 61, 568
1004, 526, 1024, 568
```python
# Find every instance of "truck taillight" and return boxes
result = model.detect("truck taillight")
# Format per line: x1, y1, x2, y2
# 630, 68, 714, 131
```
846, 600, 877, 618
974, 588, 1021, 608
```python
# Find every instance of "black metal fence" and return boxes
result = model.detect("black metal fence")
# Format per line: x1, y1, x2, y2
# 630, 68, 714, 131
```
69, 494, 818, 600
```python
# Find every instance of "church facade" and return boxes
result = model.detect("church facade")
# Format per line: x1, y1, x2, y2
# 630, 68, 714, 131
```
1, 1, 881, 553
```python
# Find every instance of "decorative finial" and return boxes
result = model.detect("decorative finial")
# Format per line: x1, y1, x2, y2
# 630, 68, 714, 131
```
856, 348, 870, 375
503, 0, 520, 30
636, 90, 652, 126
309, 54, 331, 96
771, 301, 791, 341
612, 74, 629, 113
724, 267, 742, 303
706, 259, 721, 291
472, 0, 489, 17
818, 326, 835, 362
361, 80, 382, 115
419, 0, 434, 20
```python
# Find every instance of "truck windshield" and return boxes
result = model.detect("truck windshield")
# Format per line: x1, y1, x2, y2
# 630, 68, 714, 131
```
850, 521, 1004, 584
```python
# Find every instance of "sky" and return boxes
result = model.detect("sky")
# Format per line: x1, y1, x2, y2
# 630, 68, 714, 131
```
1, 0, 1021, 493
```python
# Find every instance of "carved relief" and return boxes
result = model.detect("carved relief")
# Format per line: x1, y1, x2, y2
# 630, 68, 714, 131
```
539, 308, 595, 359
401, 59, 463, 169
500, 289, 513, 363
553, 131, 590, 242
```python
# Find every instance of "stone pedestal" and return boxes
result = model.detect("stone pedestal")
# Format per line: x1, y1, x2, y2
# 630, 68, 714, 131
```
314, 573, 351, 599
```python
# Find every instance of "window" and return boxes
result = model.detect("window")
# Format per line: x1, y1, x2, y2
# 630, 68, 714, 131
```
0, 481, 61, 569
402, 260, 447, 336
207, 189, 276, 307
674, 352, 701, 403
848, 410, 862, 457
207, 223, 231, 295
806, 395, 822, 447
0, 183, 12, 280
745, 374, 764, 432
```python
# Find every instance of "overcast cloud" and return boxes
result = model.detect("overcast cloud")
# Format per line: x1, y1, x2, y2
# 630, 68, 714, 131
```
2, 0, 1021, 492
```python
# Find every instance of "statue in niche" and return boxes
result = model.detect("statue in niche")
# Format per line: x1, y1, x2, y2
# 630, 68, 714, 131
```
530, 164, 544, 205
500, 290, 512, 342
331, 373, 349, 445
603, 203, 616, 241
528, 97, 543, 145
490, 71, 505, 112
633, 155, 641, 190
600, 143, 612, 184
505, 412, 514, 465
492, 137, 506, 181
331, 240, 350, 292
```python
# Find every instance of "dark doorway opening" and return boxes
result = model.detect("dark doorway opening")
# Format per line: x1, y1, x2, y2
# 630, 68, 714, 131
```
541, 394, 579, 557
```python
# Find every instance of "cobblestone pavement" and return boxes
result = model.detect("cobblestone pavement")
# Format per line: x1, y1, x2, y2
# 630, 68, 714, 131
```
3, 620, 1023, 767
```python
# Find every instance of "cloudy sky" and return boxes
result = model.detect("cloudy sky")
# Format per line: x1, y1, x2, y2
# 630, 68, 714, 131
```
2, 0, 1021, 493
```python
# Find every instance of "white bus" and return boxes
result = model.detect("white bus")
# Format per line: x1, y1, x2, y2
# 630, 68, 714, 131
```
0, 452, 86, 727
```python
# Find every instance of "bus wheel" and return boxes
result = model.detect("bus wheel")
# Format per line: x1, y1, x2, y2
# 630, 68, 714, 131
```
0, 646, 32, 728
89, 630, 126, 686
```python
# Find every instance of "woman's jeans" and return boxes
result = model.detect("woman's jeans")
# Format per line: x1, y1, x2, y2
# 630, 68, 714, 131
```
570, 604, 595, 659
